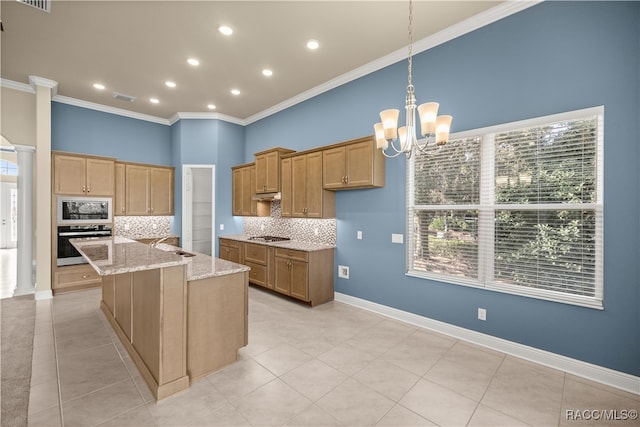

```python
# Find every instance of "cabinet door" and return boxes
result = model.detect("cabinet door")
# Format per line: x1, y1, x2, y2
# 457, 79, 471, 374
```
322, 147, 346, 189
249, 165, 258, 216
267, 247, 276, 290
125, 165, 150, 215
54, 154, 87, 195
114, 162, 126, 215
345, 141, 374, 188
305, 152, 324, 218
219, 244, 241, 264
290, 260, 309, 301
280, 158, 292, 217
241, 166, 252, 216
255, 153, 268, 193
150, 167, 174, 215
232, 169, 242, 215
291, 155, 307, 217
274, 257, 292, 295
86, 158, 115, 196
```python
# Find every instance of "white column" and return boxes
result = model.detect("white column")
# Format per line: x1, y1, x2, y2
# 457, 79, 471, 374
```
29, 76, 57, 300
13, 145, 35, 296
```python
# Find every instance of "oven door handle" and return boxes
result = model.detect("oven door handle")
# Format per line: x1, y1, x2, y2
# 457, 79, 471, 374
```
58, 231, 112, 237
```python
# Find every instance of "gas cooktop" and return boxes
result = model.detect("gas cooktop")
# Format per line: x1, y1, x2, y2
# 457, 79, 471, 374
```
248, 236, 291, 242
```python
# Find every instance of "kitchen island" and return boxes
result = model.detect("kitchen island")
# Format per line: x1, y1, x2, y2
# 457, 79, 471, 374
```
71, 236, 249, 399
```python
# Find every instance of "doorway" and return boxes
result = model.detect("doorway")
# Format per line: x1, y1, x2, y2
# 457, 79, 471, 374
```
1, 139, 18, 298
182, 165, 215, 255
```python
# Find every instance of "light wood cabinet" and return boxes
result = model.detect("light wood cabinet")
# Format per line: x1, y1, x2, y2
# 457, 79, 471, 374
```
323, 136, 385, 190
53, 152, 115, 196
114, 162, 126, 216
254, 148, 295, 194
53, 263, 102, 294
232, 163, 260, 216
125, 164, 174, 216
284, 151, 335, 218
274, 247, 334, 306
219, 238, 242, 264
280, 157, 292, 217
244, 242, 268, 287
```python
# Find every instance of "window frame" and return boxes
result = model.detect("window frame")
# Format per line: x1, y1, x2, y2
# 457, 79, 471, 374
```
406, 106, 604, 309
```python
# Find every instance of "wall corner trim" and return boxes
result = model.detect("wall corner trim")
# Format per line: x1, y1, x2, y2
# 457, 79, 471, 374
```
334, 292, 640, 396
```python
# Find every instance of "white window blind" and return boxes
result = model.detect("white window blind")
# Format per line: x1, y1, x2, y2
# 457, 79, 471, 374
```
407, 107, 603, 308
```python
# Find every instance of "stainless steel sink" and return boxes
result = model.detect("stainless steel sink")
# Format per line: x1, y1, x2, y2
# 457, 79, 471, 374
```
174, 250, 196, 257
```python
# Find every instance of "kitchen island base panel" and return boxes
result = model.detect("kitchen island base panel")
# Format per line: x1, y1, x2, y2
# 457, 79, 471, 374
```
100, 265, 190, 400
187, 271, 249, 381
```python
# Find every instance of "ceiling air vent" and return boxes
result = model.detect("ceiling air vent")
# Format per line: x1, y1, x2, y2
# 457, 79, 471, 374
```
112, 92, 136, 103
17, 0, 51, 13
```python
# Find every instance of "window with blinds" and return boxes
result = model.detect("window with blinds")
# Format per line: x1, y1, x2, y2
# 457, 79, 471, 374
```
407, 107, 603, 308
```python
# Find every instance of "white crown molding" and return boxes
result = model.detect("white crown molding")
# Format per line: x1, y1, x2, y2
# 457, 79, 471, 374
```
334, 292, 640, 396
169, 112, 246, 126
1, 78, 35, 94
244, 0, 541, 124
28, 75, 58, 97
53, 95, 171, 126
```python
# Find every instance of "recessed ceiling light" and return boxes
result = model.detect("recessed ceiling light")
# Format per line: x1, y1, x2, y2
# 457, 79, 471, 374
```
306, 39, 319, 50
218, 25, 233, 36
207, 104, 216, 110
165, 81, 176, 88
150, 98, 159, 104
93, 83, 105, 90
187, 58, 200, 66
262, 69, 273, 77
230, 89, 240, 96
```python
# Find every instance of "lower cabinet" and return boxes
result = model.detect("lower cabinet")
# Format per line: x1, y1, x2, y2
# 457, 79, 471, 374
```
219, 238, 242, 264
274, 247, 334, 306
218, 238, 334, 306
53, 264, 102, 294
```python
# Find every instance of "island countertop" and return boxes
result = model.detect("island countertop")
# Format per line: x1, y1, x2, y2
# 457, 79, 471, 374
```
71, 236, 249, 280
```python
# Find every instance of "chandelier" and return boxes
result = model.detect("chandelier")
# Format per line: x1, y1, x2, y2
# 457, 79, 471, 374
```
373, 0, 453, 159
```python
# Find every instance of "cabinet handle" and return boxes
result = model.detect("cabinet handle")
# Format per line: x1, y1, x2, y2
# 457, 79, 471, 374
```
82, 275, 88, 279
121, 207, 125, 213
344, 176, 349, 183
86, 186, 91, 193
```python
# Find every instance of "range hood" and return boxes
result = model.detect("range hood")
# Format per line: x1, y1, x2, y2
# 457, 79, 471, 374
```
252, 192, 281, 201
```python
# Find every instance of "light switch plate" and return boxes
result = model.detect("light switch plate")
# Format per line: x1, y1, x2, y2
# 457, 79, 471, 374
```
357, 231, 362, 240
219, 224, 224, 230
391, 233, 404, 244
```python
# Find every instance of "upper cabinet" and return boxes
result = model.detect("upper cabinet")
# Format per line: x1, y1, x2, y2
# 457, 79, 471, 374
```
254, 148, 295, 194
282, 151, 335, 218
114, 162, 126, 216
322, 136, 385, 190
53, 152, 115, 196
125, 163, 174, 216
232, 163, 256, 216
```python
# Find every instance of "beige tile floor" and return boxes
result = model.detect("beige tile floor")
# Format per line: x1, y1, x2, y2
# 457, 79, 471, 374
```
25, 286, 639, 427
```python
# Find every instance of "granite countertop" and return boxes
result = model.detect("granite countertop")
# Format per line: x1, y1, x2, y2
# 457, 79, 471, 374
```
71, 236, 249, 280
220, 234, 336, 251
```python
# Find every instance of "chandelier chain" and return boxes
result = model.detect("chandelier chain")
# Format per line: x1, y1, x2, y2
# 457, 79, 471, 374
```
407, 0, 414, 88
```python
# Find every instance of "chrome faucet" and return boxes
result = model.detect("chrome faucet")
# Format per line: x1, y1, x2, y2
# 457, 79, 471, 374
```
149, 236, 171, 248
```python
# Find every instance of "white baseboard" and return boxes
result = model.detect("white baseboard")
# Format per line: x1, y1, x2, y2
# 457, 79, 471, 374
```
35, 290, 53, 300
334, 292, 640, 396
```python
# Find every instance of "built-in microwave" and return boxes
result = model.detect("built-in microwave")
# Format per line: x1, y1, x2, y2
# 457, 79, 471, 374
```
57, 196, 113, 225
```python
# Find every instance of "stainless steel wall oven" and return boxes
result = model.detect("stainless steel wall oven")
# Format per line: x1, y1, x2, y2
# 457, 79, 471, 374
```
56, 225, 112, 266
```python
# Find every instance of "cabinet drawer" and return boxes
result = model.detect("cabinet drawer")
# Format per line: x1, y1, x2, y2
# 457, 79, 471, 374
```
245, 243, 267, 264
274, 248, 308, 262
219, 239, 241, 250
54, 264, 101, 291
245, 261, 267, 286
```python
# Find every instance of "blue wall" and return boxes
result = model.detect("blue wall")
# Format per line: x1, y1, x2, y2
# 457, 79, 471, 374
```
51, 102, 172, 165
244, 1, 640, 376
48, 1, 639, 376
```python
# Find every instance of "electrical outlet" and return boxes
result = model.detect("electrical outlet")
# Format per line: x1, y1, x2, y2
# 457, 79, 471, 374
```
338, 265, 350, 279
124, 223, 130, 231
219, 224, 224, 231
392, 233, 404, 244
261, 223, 265, 231
478, 308, 487, 321
357, 230, 363, 240
314, 227, 319, 236
152, 223, 157, 230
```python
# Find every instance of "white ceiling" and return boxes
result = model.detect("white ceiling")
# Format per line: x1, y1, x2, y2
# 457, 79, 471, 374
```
1, 1, 516, 124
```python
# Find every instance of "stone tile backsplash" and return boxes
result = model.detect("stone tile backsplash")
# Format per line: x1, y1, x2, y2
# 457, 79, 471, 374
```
114, 216, 172, 239
244, 201, 336, 245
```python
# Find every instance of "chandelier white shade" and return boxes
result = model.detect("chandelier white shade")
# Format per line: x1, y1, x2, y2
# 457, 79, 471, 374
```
374, 0, 453, 158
